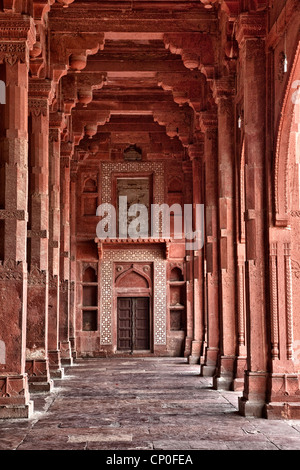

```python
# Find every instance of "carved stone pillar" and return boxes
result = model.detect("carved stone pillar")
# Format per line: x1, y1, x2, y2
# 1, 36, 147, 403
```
236, 13, 269, 417
182, 161, 194, 358
59, 142, 73, 365
212, 78, 238, 390
69, 160, 78, 359
233, 243, 247, 391
188, 149, 205, 365
25, 80, 54, 392
0, 15, 35, 418
48, 113, 65, 379
199, 112, 220, 377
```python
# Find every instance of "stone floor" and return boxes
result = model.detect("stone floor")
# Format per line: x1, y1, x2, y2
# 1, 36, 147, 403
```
1, 357, 300, 451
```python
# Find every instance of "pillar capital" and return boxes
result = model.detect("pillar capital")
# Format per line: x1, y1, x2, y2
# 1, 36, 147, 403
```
187, 143, 204, 161
198, 111, 218, 132
235, 12, 267, 46
182, 160, 193, 174
29, 78, 54, 100
212, 76, 235, 104
28, 79, 54, 117
60, 141, 74, 159
0, 14, 36, 65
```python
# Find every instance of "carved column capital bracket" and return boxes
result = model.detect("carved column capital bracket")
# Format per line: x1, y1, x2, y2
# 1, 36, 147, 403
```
0, 15, 36, 65
163, 32, 217, 81
49, 128, 60, 143
60, 156, 70, 169
60, 141, 74, 161
28, 78, 54, 117
187, 143, 204, 161
235, 12, 267, 47
212, 76, 236, 104
198, 111, 218, 132
28, 97, 48, 117
49, 32, 105, 83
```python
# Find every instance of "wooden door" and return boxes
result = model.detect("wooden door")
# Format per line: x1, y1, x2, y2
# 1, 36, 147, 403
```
117, 297, 150, 351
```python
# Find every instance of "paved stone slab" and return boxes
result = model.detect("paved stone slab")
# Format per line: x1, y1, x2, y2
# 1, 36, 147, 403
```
1, 357, 300, 450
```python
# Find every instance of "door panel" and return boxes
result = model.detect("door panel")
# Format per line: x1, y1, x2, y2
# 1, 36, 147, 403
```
117, 297, 150, 351
134, 297, 150, 350
117, 298, 132, 350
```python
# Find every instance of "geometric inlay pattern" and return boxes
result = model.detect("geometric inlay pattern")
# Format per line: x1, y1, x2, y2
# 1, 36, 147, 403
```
100, 247, 167, 345
101, 161, 165, 235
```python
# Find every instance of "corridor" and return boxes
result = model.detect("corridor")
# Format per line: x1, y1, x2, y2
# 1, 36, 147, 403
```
1, 357, 300, 451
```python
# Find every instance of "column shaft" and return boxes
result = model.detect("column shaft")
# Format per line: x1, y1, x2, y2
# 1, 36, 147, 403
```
0, 24, 34, 418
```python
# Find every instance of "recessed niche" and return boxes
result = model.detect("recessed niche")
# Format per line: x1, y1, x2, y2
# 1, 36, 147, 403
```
83, 285, 98, 306
83, 196, 98, 216
84, 178, 98, 193
82, 310, 97, 331
83, 266, 97, 283
170, 310, 185, 331
170, 267, 184, 282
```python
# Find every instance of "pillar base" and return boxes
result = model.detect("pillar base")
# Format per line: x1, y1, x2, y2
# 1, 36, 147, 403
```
0, 374, 33, 419
188, 340, 202, 364
183, 336, 193, 358
200, 364, 216, 377
188, 355, 200, 365
264, 402, 300, 420
29, 379, 54, 393
70, 336, 77, 360
232, 377, 244, 391
213, 374, 233, 391
238, 370, 268, 416
0, 401, 34, 419
201, 347, 218, 377
25, 359, 53, 392
48, 350, 64, 379
50, 368, 64, 379
60, 341, 73, 366
61, 357, 73, 366
238, 396, 266, 418
212, 355, 235, 390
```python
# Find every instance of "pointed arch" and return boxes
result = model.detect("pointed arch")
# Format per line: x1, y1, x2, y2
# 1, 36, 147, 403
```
115, 265, 151, 289
274, 40, 300, 226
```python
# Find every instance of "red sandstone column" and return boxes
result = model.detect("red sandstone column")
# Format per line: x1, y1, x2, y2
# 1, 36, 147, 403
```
48, 113, 65, 378
0, 17, 35, 418
236, 13, 269, 417
182, 161, 194, 358
212, 77, 238, 390
59, 142, 73, 365
69, 161, 78, 359
25, 79, 53, 392
188, 150, 205, 364
199, 112, 220, 377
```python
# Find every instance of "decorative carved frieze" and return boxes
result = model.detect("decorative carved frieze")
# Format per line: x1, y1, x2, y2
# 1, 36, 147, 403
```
235, 12, 267, 46
0, 15, 36, 64
0, 209, 27, 221
0, 259, 25, 281
28, 94, 50, 117
27, 266, 48, 286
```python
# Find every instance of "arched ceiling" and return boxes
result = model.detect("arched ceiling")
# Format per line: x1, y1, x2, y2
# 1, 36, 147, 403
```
45, 0, 220, 161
